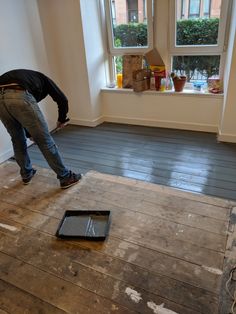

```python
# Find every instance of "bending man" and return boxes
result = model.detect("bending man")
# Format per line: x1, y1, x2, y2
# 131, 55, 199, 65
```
0, 69, 81, 189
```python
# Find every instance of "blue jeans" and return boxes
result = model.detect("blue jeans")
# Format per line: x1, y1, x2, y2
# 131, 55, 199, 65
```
0, 89, 70, 181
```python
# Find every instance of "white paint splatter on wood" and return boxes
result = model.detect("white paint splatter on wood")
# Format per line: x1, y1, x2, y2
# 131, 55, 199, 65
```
0, 223, 17, 232
147, 301, 179, 314
202, 265, 223, 275
127, 252, 138, 263
125, 287, 142, 303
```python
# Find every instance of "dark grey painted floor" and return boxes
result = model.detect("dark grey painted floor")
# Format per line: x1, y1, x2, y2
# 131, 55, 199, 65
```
28, 123, 236, 201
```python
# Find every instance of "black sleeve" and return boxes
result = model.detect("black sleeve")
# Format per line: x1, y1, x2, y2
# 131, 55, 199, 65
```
45, 76, 69, 123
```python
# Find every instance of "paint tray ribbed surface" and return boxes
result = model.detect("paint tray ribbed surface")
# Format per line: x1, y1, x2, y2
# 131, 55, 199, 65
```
56, 210, 111, 240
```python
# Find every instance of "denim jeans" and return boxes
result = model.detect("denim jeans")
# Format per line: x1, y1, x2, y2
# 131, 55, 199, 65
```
0, 89, 70, 181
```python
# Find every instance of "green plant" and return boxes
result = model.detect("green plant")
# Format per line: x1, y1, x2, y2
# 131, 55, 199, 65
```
113, 18, 220, 81
176, 18, 219, 45
113, 23, 148, 47
174, 18, 220, 81
171, 72, 186, 80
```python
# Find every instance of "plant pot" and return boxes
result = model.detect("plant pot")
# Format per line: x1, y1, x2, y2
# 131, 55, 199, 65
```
173, 76, 186, 92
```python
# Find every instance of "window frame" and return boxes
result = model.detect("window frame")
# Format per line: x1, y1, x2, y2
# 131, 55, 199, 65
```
102, 0, 231, 87
104, 0, 154, 55
169, 0, 229, 56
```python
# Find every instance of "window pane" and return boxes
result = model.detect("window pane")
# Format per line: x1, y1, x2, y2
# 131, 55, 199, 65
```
176, 0, 221, 46
114, 56, 123, 75
110, 0, 148, 48
172, 55, 220, 82
203, 0, 211, 17
189, 0, 200, 18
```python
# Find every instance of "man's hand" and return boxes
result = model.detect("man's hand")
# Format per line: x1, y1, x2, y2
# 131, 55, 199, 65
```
56, 121, 67, 129
56, 118, 70, 129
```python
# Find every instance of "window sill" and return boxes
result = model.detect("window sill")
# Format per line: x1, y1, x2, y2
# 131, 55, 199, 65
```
101, 87, 224, 99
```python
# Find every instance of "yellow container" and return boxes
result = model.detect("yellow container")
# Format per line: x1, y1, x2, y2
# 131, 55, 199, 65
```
116, 73, 123, 88
150, 65, 165, 72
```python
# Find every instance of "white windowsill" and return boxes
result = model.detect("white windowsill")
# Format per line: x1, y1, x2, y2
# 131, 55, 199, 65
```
101, 87, 224, 99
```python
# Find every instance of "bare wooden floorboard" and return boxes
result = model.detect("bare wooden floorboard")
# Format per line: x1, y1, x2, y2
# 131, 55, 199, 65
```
1, 161, 236, 313
0, 279, 66, 314
0, 169, 228, 268
0, 200, 224, 293
0, 251, 135, 314
0, 227, 201, 314
0, 309, 9, 314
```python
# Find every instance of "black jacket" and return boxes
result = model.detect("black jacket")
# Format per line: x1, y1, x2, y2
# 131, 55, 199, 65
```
0, 69, 68, 123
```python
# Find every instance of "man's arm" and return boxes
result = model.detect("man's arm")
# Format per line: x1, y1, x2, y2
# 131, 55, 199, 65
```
45, 76, 69, 123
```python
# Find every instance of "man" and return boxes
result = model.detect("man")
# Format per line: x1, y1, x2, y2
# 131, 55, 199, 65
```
0, 69, 81, 189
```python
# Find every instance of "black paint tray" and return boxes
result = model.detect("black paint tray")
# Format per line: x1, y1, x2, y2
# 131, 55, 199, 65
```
56, 210, 111, 240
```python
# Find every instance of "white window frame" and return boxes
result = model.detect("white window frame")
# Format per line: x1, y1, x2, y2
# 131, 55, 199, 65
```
102, 0, 231, 86
169, 0, 230, 56
169, 0, 230, 84
104, 0, 154, 55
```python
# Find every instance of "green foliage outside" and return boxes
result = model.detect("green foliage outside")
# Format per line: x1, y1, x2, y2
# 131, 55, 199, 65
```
174, 18, 220, 81
176, 18, 219, 45
114, 38, 123, 74
113, 18, 220, 81
113, 23, 148, 47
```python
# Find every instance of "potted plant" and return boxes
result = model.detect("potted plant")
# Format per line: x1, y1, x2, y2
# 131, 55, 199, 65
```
171, 72, 187, 92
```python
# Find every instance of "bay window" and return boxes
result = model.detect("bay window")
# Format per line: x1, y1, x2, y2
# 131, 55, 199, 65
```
104, 0, 230, 87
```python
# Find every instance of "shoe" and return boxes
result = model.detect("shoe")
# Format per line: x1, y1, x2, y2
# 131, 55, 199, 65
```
22, 169, 37, 185
60, 172, 82, 189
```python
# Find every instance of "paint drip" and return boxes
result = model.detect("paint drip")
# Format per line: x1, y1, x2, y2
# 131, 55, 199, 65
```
0, 223, 17, 232
202, 265, 223, 275
147, 301, 179, 314
125, 287, 142, 303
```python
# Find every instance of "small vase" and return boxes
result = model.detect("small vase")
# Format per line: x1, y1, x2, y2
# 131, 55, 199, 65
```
173, 76, 186, 92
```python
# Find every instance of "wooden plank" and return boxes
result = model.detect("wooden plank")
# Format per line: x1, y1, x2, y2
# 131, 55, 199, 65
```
47, 137, 236, 173
26, 122, 236, 201
0, 252, 133, 314
84, 171, 234, 209
1, 163, 234, 313
69, 177, 230, 226
56, 143, 236, 183
0, 165, 233, 229
0, 169, 230, 266
1, 200, 225, 291
0, 279, 66, 314
28, 145, 236, 200
51, 149, 236, 190
219, 206, 236, 314
0, 200, 224, 293
0, 191, 226, 269
0, 222, 216, 314
53, 128, 236, 164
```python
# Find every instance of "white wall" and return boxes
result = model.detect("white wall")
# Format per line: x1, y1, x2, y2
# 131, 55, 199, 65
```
0, 0, 54, 163
102, 90, 223, 132
79, 0, 107, 124
37, 0, 106, 127
218, 0, 236, 143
